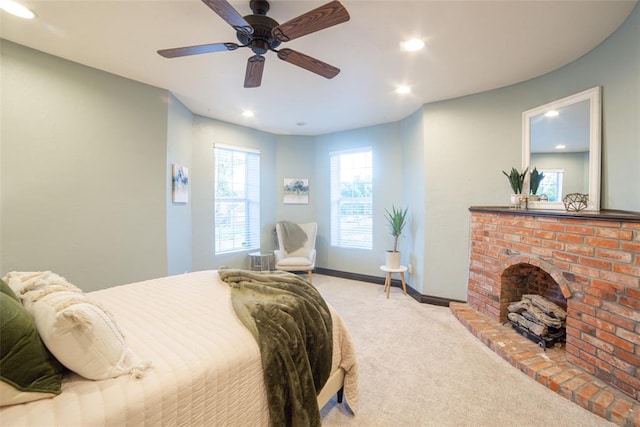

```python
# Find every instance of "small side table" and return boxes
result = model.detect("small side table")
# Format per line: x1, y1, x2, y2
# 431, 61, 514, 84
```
249, 251, 275, 271
380, 265, 408, 299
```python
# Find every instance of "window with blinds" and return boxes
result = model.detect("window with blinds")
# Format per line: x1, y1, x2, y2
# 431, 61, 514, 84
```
330, 148, 373, 249
539, 169, 564, 202
214, 144, 260, 254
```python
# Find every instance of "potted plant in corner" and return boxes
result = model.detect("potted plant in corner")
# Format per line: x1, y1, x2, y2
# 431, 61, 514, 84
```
502, 166, 528, 207
384, 205, 408, 269
529, 167, 545, 201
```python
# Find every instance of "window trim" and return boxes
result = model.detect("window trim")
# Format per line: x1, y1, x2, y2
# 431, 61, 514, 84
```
329, 147, 373, 250
214, 143, 260, 254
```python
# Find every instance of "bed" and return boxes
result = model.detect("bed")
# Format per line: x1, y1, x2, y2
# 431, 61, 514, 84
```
0, 270, 358, 426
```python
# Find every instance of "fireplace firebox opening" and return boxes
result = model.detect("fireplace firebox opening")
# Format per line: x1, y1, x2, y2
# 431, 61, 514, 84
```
500, 263, 568, 321
501, 263, 568, 349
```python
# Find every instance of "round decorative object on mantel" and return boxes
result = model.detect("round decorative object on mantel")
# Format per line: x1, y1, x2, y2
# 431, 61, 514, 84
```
563, 193, 589, 212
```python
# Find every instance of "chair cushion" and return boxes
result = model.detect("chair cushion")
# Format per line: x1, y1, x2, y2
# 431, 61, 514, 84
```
277, 256, 313, 268
288, 246, 311, 258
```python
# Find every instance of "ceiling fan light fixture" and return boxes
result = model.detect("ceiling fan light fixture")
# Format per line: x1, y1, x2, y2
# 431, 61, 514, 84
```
396, 85, 411, 95
0, 0, 36, 19
401, 39, 424, 52
242, 110, 255, 118
555, 144, 566, 150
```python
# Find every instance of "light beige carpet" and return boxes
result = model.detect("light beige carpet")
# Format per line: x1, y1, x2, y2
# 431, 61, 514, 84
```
315, 275, 613, 427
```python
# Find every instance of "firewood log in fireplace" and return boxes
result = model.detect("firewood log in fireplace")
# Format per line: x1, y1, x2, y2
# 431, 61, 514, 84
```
507, 294, 567, 348
522, 294, 567, 321
507, 312, 548, 337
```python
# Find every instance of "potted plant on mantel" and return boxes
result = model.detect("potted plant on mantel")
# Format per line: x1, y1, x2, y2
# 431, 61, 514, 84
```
384, 205, 408, 269
529, 167, 545, 201
502, 166, 528, 207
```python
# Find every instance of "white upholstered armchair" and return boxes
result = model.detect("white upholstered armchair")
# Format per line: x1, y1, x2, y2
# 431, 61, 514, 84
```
274, 222, 317, 283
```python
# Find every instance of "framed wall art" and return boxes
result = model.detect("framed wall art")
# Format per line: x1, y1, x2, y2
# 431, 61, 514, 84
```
283, 178, 309, 204
172, 164, 189, 203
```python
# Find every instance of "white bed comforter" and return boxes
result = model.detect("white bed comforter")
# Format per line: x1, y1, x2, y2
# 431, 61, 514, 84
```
0, 270, 358, 426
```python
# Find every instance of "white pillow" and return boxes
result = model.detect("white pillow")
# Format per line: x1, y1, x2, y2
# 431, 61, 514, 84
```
29, 290, 150, 380
3, 271, 150, 381
2, 271, 82, 308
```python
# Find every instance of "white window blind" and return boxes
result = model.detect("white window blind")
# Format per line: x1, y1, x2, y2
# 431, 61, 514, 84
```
214, 144, 260, 254
330, 148, 373, 249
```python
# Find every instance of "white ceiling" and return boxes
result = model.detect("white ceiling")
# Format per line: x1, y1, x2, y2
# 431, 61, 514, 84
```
1, 0, 636, 135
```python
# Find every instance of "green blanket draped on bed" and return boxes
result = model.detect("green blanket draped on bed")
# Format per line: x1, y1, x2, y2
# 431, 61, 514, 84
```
219, 269, 333, 427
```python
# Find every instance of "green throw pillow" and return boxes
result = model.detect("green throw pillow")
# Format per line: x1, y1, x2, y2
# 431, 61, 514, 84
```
0, 292, 64, 406
0, 278, 19, 301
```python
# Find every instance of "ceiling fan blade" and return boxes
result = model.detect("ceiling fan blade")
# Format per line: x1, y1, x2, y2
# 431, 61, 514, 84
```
201, 0, 253, 35
272, 0, 350, 42
277, 48, 340, 79
244, 56, 265, 88
158, 42, 239, 58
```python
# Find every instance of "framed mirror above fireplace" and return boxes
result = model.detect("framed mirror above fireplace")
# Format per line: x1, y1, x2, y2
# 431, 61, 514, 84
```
522, 86, 601, 211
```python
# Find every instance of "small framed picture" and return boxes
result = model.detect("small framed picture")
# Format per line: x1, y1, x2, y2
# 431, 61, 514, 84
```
283, 178, 309, 204
172, 164, 189, 203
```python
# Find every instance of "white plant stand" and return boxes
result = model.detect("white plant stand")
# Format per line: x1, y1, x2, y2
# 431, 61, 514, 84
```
379, 265, 408, 299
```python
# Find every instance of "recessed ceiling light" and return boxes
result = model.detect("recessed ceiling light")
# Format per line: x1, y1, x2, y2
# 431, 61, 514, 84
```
555, 144, 566, 150
0, 0, 35, 19
545, 110, 559, 117
241, 110, 254, 118
401, 39, 424, 52
396, 85, 411, 95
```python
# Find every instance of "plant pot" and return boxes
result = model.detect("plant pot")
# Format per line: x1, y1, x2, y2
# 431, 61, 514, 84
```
509, 194, 520, 208
385, 251, 401, 269
529, 195, 540, 201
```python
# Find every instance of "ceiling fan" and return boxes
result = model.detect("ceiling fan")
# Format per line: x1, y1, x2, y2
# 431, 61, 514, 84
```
158, 0, 350, 88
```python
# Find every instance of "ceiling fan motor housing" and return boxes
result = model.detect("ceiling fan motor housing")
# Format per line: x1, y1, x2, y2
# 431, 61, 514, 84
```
237, 12, 281, 55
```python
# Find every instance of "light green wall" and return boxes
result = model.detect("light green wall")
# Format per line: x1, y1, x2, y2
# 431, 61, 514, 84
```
0, 40, 168, 291
419, 2, 639, 300
190, 115, 277, 271
275, 135, 317, 227
399, 108, 426, 291
421, 91, 522, 300
166, 94, 193, 275
314, 123, 403, 278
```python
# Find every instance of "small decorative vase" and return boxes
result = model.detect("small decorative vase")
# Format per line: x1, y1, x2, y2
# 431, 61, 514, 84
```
509, 194, 520, 208
385, 251, 401, 269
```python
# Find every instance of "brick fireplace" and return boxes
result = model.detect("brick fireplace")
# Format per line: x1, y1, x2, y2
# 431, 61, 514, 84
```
453, 207, 640, 425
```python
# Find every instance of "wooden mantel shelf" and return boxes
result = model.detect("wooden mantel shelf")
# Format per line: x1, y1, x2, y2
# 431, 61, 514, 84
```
469, 206, 640, 223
